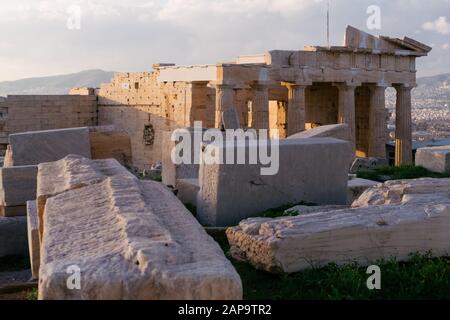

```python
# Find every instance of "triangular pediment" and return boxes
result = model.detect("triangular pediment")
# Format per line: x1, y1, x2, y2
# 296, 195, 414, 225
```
344, 26, 431, 55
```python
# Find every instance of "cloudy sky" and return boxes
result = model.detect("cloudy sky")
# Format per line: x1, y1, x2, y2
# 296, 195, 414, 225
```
0, 0, 449, 81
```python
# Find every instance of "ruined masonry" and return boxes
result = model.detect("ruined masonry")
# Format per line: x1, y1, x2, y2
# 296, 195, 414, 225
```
0, 26, 432, 169
37, 155, 242, 300
227, 178, 450, 273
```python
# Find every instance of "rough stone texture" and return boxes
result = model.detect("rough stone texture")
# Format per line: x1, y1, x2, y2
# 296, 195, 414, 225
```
3, 146, 13, 168
287, 124, 352, 143
27, 201, 39, 280
36, 155, 132, 242
227, 178, 450, 273
1, 95, 97, 155
89, 128, 132, 167
222, 108, 241, 130
0, 166, 38, 210
415, 146, 450, 173
347, 178, 379, 205
176, 178, 200, 207
0, 216, 28, 258
198, 138, 352, 227
9, 127, 92, 167
349, 157, 389, 174
38, 157, 242, 300
162, 128, 206, 187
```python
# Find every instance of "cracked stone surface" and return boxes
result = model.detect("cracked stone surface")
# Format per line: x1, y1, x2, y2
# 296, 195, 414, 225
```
38, 156, 242, 300
227, 178, 450, 273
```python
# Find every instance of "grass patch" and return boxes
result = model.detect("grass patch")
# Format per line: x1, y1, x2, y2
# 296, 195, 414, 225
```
26, 288, 38, 300
0, 256, 30, 273
357, 165, 450, 183
227, 249, 450, 300
212, 232, 450, 299
258, 202, 317, 219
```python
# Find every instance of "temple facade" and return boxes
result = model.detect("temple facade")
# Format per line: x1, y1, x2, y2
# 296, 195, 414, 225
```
0, 26, 432, 169
155, 26, 431, 165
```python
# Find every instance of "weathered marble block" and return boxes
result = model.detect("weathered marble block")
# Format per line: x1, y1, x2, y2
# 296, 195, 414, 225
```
162, 128, 207, 187
38, 156, 242, 300
36, 155, 133, 243
9, 127, 91, 166
227, 178, 450, 273
347, 178, 379, 205
0, 165, 38, 217
27, 200, 40, 280
287, 124, 352, 143
0, 216, 28, 257
197, 138, 352, 227
416, 146, 450, 173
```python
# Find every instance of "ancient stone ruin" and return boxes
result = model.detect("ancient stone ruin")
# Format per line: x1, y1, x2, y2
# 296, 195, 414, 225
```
2, 26, 449, 301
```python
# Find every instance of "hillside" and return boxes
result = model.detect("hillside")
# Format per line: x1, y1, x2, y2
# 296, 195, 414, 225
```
0, 70, 115, 96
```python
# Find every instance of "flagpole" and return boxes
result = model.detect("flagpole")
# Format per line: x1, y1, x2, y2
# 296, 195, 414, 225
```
327, 0, 330, 48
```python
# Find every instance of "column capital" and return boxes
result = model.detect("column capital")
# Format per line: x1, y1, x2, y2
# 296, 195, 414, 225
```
333, 82, 361, 90
281, 81, 311, 89
393, 83, 417, 90
250, 81, 271, 91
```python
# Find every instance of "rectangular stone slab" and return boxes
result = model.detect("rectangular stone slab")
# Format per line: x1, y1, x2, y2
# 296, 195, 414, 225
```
27, 200, 40, 280
415, 146, 450, 173
9, 127, 91, 166
39, 174, 242, 300
197, 138, 352, 227
0, 216, 28, 258
0, 165, 38, 209
227, 178, 450, 273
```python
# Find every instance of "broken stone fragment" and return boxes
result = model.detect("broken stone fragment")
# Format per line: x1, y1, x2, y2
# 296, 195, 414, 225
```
27, 200, 39, 280
227, 178, 450, 273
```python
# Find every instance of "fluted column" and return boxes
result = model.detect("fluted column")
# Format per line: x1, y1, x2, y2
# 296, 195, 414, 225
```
214, 83, 235, 129
336, 84, 357, 151
251, 83, 270, 130
394, 84, 413, 166
283, 83, 307, 136
368, 85, 388, 158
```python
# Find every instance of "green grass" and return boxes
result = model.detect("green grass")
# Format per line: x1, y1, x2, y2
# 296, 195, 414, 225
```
0, 256, 30, 273
212, 230, 450, 300
257, 202, 317, 219
26, 288, 38, 300
227, 250, 450, 300
357, 165, 450, 182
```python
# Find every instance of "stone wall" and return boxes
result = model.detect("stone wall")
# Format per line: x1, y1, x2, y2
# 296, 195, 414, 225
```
96, 70, 196, 168
0, 95, 97, 154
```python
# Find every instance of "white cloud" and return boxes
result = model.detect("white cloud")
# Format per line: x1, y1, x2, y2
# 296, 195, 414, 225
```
157, 0, 312, 23
422, 16, 450, 35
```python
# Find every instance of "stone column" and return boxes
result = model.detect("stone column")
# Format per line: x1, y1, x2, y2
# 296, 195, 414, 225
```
394, 84, 413, 166
283, 83, 307, 136
251, 83, 270, 130
368, 85, 388, 158
336, 84, 357, 151
214, 83, 235, 129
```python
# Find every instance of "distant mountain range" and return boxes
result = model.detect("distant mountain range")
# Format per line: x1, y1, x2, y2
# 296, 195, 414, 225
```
415, 73, 450, 100
0, 69, 449, 101
0, 69, 116, 96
